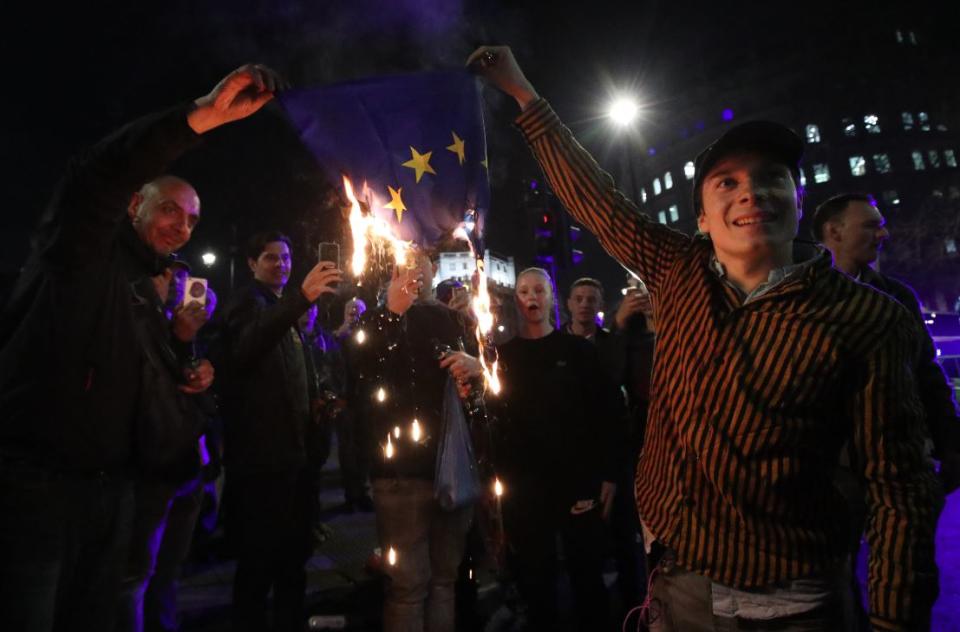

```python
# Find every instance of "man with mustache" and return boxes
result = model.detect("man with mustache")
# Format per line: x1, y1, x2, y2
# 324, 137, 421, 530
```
471, 46, 942, 630
0, 64, 280, 632
814, 193, 960, 492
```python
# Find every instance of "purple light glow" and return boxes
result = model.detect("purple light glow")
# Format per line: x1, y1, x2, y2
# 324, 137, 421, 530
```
647, 147, 657, 156
722, 108, 735, 121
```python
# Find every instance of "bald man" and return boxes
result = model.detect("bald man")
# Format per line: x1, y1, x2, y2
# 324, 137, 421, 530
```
0, 64, 281, 632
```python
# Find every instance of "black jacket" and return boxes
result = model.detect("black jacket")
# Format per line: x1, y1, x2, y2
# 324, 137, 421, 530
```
860, 267, 960, 456
0, 105, 200, 474
495, 330, 623, 508
216, 281, 318, 472
352, 301, 475, 480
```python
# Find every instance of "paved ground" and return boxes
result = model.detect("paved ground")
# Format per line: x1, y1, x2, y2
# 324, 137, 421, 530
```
178, 445, 960, 631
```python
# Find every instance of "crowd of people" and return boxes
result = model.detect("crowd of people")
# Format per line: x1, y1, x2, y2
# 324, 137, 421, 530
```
0, 46, 956, 632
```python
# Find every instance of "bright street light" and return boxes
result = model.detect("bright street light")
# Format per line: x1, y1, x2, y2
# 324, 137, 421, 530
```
201, 252, 217, 267
608, 97, 639, 126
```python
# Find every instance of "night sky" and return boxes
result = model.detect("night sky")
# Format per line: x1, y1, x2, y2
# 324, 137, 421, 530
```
2, 0, 953, 307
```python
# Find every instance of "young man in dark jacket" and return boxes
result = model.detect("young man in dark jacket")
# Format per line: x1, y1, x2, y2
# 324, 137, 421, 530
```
0, 64, 279, 632
217, 231, 341, 632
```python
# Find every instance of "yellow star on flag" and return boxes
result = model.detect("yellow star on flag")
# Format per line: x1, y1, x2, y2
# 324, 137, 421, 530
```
401, 146, 436, 183
446, 132, 466, 165
383, 186, 407, 223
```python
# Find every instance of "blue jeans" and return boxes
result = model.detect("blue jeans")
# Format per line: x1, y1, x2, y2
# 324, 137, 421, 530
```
372, 478, 473, 632
0, 460, 133, 632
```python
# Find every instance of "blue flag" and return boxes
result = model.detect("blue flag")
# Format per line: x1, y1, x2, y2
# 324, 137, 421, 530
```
280, 70, 490, 247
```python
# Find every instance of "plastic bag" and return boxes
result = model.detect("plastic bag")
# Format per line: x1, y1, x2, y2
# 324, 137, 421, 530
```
435, 375, 482, 510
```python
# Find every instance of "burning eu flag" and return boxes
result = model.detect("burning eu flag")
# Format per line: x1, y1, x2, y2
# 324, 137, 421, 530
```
279, 70, 490, 247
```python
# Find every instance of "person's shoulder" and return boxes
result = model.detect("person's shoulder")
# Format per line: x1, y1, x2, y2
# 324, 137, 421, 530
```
817, 266, 914, 332
874, 272, 922, 312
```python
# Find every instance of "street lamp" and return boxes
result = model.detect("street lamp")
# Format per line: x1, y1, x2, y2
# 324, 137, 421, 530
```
201, 252, 217, 267
606, 95, 642, 201
608, 97, 639, 127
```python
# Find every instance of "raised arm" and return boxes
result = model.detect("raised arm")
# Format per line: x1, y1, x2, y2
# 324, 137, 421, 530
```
224, 262, 341, 373
468, 46, 690, 294
850, 311, 944, 630
37, 64, 283, 267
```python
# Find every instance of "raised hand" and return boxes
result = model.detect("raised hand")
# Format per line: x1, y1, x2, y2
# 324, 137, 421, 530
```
172, 302, 210, 342
386, 264, 423, 316
466, 46, 540, 111
615, 287, 653, 330
300, 261, 343, 303
188, 64, 287, 134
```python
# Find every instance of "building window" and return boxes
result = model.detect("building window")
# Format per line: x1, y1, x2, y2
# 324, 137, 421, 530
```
895, 29, 903, 44
799, 168, 807, 187
949, 186, 960, 200
669, 204, 679, 223
664, 171, 674, 190
863, 115, 881, 134
902, 112, 914, 130
918, 112, 930, 131
933, 189, 944, 198
944, 149, 957, 168
805, 124, 821, 143
928, 150, 941, 168
653, 178, 662, 196
641, 187, 648, 203
842, 118, 856, 137
849, 156, 867, 176
947, 238, 958, 255
684, 161, 695, 180
908, 30, 918, 45
657, 210, 667, 224
873, 154, 892, 174
882, 190, 900, 206
912, 151, 926, 170
813, 163, 831, 183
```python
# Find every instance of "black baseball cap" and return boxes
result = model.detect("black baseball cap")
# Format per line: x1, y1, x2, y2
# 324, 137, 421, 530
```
691, 120, 804, 215
169, 256, 192, 274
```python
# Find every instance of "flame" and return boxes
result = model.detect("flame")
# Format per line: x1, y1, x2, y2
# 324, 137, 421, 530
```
494, 478, 504, 497
393, 425, 401, 439
411, 419, 422, 442
355, 329, 366, 344
376, 387, 387, 403
451, 227, 501, 395
384, 434, 395, 459
387, 547, 397, 566
344, 175, 411, 278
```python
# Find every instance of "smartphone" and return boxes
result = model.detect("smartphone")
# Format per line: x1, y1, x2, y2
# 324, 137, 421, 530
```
182, 277, 208, 308
318, 242, 340, 270
622, 275, 649, 297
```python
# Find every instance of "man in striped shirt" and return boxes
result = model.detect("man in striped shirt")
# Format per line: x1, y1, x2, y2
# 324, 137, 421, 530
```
469, 46, 943, 630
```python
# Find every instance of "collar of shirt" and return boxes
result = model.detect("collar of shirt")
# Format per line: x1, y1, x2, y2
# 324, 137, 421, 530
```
710, 256, 816, 304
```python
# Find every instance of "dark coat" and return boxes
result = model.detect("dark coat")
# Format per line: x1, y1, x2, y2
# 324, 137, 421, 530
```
860, 267, 960, 457
352, 301, 475, 480
216, 281, 319, 473
0, 105, 200, 474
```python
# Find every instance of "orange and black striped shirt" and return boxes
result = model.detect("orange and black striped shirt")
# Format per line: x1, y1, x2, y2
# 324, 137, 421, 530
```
516, 99, 943, 630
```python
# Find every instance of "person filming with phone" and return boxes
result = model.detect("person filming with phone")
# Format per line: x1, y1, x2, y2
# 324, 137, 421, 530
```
215, 230, 342, 632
